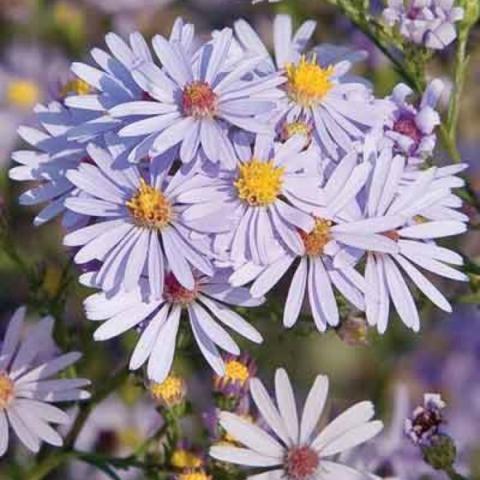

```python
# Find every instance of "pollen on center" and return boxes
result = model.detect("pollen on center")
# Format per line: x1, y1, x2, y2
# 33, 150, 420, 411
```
182, 81, 217, 118
235, 159, 285, 207
300, 218, 332, 256
286, 56, 334, 108
0, 373, 14, 410
126, 179, 172, 230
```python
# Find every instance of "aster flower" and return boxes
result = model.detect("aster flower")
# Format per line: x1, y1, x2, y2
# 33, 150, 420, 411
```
9, 101, 96, 227
108, 27, 283, 167
340, 148, 468, 333
63, 143, 216, 295
380, 79, 444, 166
230, 150, 403, 332
210, 368, 383, 479
150, 374, 187, 408
383, 0, 464, 50
178, 134, 326, 265
0, 307, 90, 456
234, 14, 388, 160
82, 269, 264, 382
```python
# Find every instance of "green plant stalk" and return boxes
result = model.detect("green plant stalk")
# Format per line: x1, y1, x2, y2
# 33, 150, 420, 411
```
445, 466, 470, 480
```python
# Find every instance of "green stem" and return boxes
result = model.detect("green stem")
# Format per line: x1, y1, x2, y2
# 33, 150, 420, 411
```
445, 466, 469, 480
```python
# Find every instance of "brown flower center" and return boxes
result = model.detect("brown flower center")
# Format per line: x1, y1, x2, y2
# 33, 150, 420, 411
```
285, 446, 319, 479
163, 273, 198, 306
299, 218, 332, 256
182, 81, 217, 118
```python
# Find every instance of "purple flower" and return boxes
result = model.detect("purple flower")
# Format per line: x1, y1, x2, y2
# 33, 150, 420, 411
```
108, 27, 283, 168
380, 79, 444, 166
82, 269, 263, 382
383, 0, 464, 50
63, 143, 215, 296
234, 14, 389, 161
177, 134, 325, 265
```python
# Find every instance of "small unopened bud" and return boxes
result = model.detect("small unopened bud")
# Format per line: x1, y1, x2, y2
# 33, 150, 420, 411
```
149, 374, 187, 409
337, 316, 369, 346
421, 434, 457, 470
405, 393, 446, 446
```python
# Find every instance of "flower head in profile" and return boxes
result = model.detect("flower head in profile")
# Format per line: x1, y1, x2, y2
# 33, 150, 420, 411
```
383, 0, 464, 50
0, 307, 90, 456
83, 269, 263, 383
234, 14, 389, 161
210, 368, 383, 479
381, 79, 444, 166
63, 143, 216, 297
108, 26, 283, 167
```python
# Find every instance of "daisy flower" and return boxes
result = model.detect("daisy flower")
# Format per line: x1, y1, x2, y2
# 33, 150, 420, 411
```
82, 269, 264, 382
109, 26, 284, 167
63, 143, 218, 296
230, 151, 402, 332
178, 134, 325, 265
234, 14, 388, 160
9, 101, 96, 228
0, 307, 90, 456
345, 149, 468, 333
380, 79, 444, 166
210, 368, 383, 479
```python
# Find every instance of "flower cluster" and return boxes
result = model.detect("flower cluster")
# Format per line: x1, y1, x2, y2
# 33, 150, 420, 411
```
9, 14, 467, 391
383, 0, 464, 50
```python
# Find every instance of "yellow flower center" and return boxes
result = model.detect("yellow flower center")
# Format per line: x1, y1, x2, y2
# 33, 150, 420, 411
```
6, 79, 41, 109
61, 78, 92, 97
300, 218, 332, 256
286, 56, 334, 108
171, 449, 204, 469
126, 179, 172, 230
150, 375, 185, 407
235, 160, 284, 207
0, 373, 14, 409
281, 120, 313, 141
118, 427, 142, 450
224, 360, 250, 385
178, 471, 211, 480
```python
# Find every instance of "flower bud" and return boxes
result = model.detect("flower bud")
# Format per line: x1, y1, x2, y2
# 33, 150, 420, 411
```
149, 374, 187, 409
421, 434, 457, 470
337, 316, 369, 346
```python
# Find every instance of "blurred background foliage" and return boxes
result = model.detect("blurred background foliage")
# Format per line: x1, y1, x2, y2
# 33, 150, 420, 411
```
0, 1, 479, 479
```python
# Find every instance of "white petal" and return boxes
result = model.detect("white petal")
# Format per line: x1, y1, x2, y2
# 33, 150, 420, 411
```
300, 375, 329, 444
275, 369, 299, 444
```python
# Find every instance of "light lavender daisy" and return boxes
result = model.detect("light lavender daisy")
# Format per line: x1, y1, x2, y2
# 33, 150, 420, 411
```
0, 307, 90, 456
82, 269, 263, 382
108, 26, 283, 167
338, 149, 468, 333
63, 143, 216, 297
230, 151, 403, 332
210, 368, 383, 479
9, 101, 96, 228
234, 14, 389, 161
380, 79, 444, 166
383, 0, 464, 50
177, 134, 326, 266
